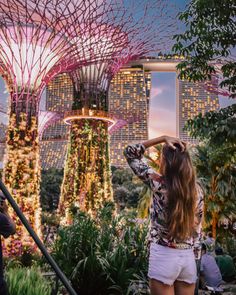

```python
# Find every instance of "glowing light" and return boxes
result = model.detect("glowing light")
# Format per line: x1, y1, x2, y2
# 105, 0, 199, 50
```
63, 110, 117, 131
0, 0, 105, 255
59, 0, 175, 220
0, 25, 70, 92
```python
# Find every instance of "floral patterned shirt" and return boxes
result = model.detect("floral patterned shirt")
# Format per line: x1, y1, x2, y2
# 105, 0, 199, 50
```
124, 143, 204, 254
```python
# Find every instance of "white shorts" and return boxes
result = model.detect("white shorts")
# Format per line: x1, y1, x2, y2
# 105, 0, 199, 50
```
148, 243, 197, 286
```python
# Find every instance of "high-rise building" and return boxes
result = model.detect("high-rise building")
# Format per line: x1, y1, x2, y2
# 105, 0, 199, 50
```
109, 67, 151, 167
176, 79, 220, 143
40, 73, 73, 169
39, 58, 220, 169
40, 67, 151, 169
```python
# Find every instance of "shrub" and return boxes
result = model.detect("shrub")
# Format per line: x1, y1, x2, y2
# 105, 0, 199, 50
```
53, 202, 149, 294
6, 267, 52, 295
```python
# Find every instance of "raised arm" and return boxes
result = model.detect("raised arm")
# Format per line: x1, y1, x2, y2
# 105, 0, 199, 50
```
124, 143, 154, 187
124, 135, 185, 187
142, 135, 185, 151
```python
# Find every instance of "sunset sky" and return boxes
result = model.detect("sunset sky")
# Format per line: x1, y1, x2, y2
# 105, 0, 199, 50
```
0, 0, 234, 137
148, 72, 234, 139
149, 72, 176, 138
1, 71, 233, 140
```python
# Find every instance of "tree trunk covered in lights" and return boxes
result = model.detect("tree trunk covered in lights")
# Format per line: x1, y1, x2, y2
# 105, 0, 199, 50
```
3, 94, 41, 256
60, 118, 112, 223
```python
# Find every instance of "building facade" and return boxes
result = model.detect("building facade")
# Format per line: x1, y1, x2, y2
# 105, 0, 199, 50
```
40, 73, 73, 169
109, 67, 151, 167
40, 67, 151, 169
39, 59, 220, 169
176, 80, 220, 143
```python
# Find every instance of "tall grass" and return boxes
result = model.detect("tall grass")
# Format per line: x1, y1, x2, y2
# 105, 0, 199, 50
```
53, 202, 149, 294
6, 267, 52, 295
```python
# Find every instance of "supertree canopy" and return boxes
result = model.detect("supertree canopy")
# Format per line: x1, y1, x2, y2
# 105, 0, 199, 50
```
38, 111, 64, 140
59, 0, 176, 221
0, 0, 103, 255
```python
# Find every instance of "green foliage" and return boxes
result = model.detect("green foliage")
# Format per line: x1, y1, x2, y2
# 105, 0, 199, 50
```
6, 267, 52, 295
185, 104, 236, 145
112, 168, 133, 186
137, 186, 151, 219
193, 144, 236, 225
185, 105, 236, 232
113, 186, 130, 211
173, 0, 236, 97
127, 272, 149, 295
112, 168, 144, 209
4, 247, 42, 270
40, 168, 64, 212
216, 231, 236, 259
137, 144, 162, 219
41, 212, 60, 227
60, 119, 112, 217
53, 203, 149, 295
224, 236, 236, 259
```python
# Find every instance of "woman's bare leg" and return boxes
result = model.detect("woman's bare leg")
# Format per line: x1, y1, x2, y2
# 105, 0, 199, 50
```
150, 279, 174, 295
174, 281, 195, 295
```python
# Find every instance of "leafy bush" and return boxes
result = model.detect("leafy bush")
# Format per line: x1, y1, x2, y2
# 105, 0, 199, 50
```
53, 202, 149, 294
218, 234, 236, 259
6, 267, 52, 295
112, 168, 145, 209
40, 168, 64, 212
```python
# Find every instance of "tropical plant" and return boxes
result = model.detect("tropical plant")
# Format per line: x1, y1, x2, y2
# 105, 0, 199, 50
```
173, 0, 236, 98
137, 186, 151, 219
113, 186, 130, 211
137, 145, 162, 219
112, 168, 134, 186
40, 168, 64, 212
6, 267, 52, 295
185, 105, 236, 237
112, 168, 145, 210
216, 232, 236, 259
172, 0, 236, 238
127, 272, 149, 295
52, 202, 149, 295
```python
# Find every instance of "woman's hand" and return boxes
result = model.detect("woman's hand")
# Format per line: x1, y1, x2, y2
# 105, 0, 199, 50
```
163, 136, 186, 152
142, 135, 186, 150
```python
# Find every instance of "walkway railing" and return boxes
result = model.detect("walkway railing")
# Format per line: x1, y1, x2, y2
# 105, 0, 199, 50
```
0, 179, 77, 295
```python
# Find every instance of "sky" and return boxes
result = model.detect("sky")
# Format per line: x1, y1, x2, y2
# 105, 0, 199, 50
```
0, 0, 234, 136
1, 71, 234, 138
148, 72, 234, 139
149, 72, 176, 138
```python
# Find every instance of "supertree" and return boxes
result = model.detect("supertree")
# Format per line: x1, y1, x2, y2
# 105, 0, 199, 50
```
59, 0, 176, 221
0, 0, 105, 255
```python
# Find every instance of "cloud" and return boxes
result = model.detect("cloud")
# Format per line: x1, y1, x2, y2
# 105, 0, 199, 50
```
149, 107, 176, 138
150, 86, 166, 99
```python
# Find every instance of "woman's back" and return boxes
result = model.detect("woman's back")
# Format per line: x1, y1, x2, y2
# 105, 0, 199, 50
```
124, 142, 204, 250
124, 135, 204, 295
148, 176, 203, 249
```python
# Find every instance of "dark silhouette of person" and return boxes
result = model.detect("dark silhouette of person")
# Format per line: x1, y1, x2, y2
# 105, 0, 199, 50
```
0, 191, 16, 295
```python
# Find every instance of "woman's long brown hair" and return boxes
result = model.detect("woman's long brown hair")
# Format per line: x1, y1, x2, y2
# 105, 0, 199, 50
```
160, 143, 197, 241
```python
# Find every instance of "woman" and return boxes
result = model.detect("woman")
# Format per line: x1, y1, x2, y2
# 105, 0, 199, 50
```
124, 135, 203, 295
